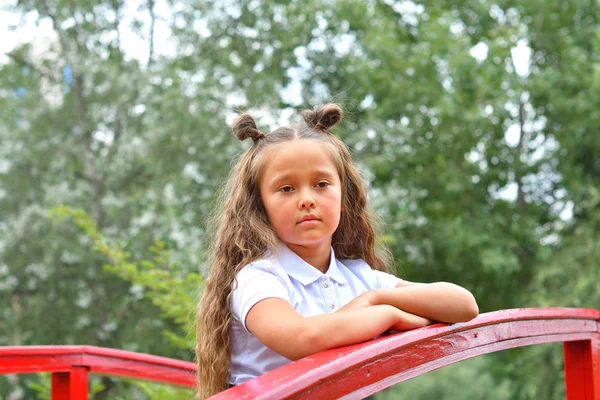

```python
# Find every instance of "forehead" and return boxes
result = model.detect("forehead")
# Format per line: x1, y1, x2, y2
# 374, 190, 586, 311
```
260, 140, 340, 182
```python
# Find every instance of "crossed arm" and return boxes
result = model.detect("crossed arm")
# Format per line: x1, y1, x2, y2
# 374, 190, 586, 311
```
245, 280, 478, 361
339, 280, 479, 323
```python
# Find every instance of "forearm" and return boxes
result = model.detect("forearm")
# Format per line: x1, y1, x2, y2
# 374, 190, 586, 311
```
292, 305, 400, 360
374, 283, 478, 323
249, 299, 433, 361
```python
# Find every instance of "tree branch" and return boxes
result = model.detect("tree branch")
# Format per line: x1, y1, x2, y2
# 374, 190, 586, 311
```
148, 0, 156, 66
113, 166, 151, 192
6, 52, 60, 84
516, 95, 528, 211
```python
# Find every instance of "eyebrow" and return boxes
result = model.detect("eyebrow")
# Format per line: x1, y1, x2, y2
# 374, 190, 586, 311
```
269, 169, 337, 185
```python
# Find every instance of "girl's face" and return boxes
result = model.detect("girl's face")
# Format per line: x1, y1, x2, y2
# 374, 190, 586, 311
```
259, 140, 343, 250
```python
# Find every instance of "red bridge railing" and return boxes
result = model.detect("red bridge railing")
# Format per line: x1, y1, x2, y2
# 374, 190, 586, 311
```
1, 308, 599, 399
0, 345, 197, 398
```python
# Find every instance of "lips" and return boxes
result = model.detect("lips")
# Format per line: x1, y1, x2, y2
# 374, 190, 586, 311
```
298, 215, 319, 223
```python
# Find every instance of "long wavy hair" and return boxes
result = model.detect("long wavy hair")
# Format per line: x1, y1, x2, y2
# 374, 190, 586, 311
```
196, 103, 392, 398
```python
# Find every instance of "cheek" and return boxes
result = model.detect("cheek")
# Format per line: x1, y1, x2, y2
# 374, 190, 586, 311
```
262, 197, 285, 223
260, 191, 275, 215
263, 205, 278, 225
332, 188, 343, 209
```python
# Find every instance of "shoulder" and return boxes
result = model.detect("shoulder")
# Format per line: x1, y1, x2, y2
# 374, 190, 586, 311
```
338, 258, 401, 289
231, 257, 293, 327
338, 258, 369, 268
337, 258, 373, 275
234, 256, 289, 288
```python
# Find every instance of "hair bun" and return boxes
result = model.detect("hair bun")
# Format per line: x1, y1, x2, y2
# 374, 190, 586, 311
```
232, 113, 265, 142
302, 103, 343, 131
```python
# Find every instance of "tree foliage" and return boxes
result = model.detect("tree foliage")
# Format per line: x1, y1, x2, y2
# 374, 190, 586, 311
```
1, 0, 597, 398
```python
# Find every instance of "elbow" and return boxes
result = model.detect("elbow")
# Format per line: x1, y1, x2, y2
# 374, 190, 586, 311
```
458, 292, 479, 322
285, 324, 324, 361
463, 302, 479, 322
438, 283, 479, 322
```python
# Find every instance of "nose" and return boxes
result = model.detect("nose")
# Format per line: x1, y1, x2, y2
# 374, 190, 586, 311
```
298, 189, 316, 209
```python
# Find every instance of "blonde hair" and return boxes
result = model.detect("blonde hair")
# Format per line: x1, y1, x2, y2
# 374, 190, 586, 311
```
196, 104, 392, 398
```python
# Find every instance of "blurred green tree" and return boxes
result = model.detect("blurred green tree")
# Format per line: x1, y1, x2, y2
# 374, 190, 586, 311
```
1, 0, 597, 398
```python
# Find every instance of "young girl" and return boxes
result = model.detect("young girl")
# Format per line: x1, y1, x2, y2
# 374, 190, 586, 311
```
196, 104, 478, 398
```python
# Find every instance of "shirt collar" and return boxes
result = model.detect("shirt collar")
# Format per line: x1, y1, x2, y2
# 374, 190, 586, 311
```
275, 243, 348, 286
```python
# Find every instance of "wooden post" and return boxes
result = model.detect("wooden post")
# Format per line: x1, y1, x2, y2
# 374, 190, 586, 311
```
564, 337, 600, 400
51, 367, 89, 400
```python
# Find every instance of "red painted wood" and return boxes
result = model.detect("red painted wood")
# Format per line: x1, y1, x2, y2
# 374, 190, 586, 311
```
0, 345, 196, 387
51, 372, 70, 400
565, 337, 600, 400
50, 368, 88, 400
1, 308, 598, 399
212, 307, 600, 399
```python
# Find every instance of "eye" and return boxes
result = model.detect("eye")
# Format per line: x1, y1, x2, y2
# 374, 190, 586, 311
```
315, 181, 330, 188
279, 185, 294, 193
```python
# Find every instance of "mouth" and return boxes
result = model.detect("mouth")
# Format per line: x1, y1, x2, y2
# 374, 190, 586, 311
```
298, 215, 319, 224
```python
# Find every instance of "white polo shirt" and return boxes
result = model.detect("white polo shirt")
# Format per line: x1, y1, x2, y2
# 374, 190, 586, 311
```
228, 243, 401, 385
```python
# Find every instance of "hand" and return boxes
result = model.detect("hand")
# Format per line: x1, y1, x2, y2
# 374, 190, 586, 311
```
336, 290, 379, 313
389, 310, 432, 331
375, 283, 478, 323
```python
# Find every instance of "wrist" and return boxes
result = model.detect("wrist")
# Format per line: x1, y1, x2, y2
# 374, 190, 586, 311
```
381, 305, 404, 325
373, 287, 405, 308
368, 289, 382, 306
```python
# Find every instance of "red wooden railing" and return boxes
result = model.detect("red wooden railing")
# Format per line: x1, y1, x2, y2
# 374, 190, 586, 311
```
214, 308, 599, 399
0, 345, 197, 398
1, 308, 598, 399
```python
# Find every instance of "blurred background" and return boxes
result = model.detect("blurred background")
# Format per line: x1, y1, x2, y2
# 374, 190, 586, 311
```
0, 0, 598, 398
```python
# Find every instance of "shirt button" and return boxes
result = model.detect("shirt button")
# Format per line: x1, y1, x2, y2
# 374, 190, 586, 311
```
323, 281, 329, 288
329, 303, 335, 309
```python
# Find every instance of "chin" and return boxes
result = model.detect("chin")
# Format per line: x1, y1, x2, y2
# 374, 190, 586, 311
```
288, 237, 331, 247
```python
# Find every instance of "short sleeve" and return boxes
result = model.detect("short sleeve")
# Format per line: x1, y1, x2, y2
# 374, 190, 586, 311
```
371, 269, 402, 289
231, 263, 291, 332
340, 259, 402, 290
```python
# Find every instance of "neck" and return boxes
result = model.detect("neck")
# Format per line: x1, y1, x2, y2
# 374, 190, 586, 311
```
286, 241, 331, 273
